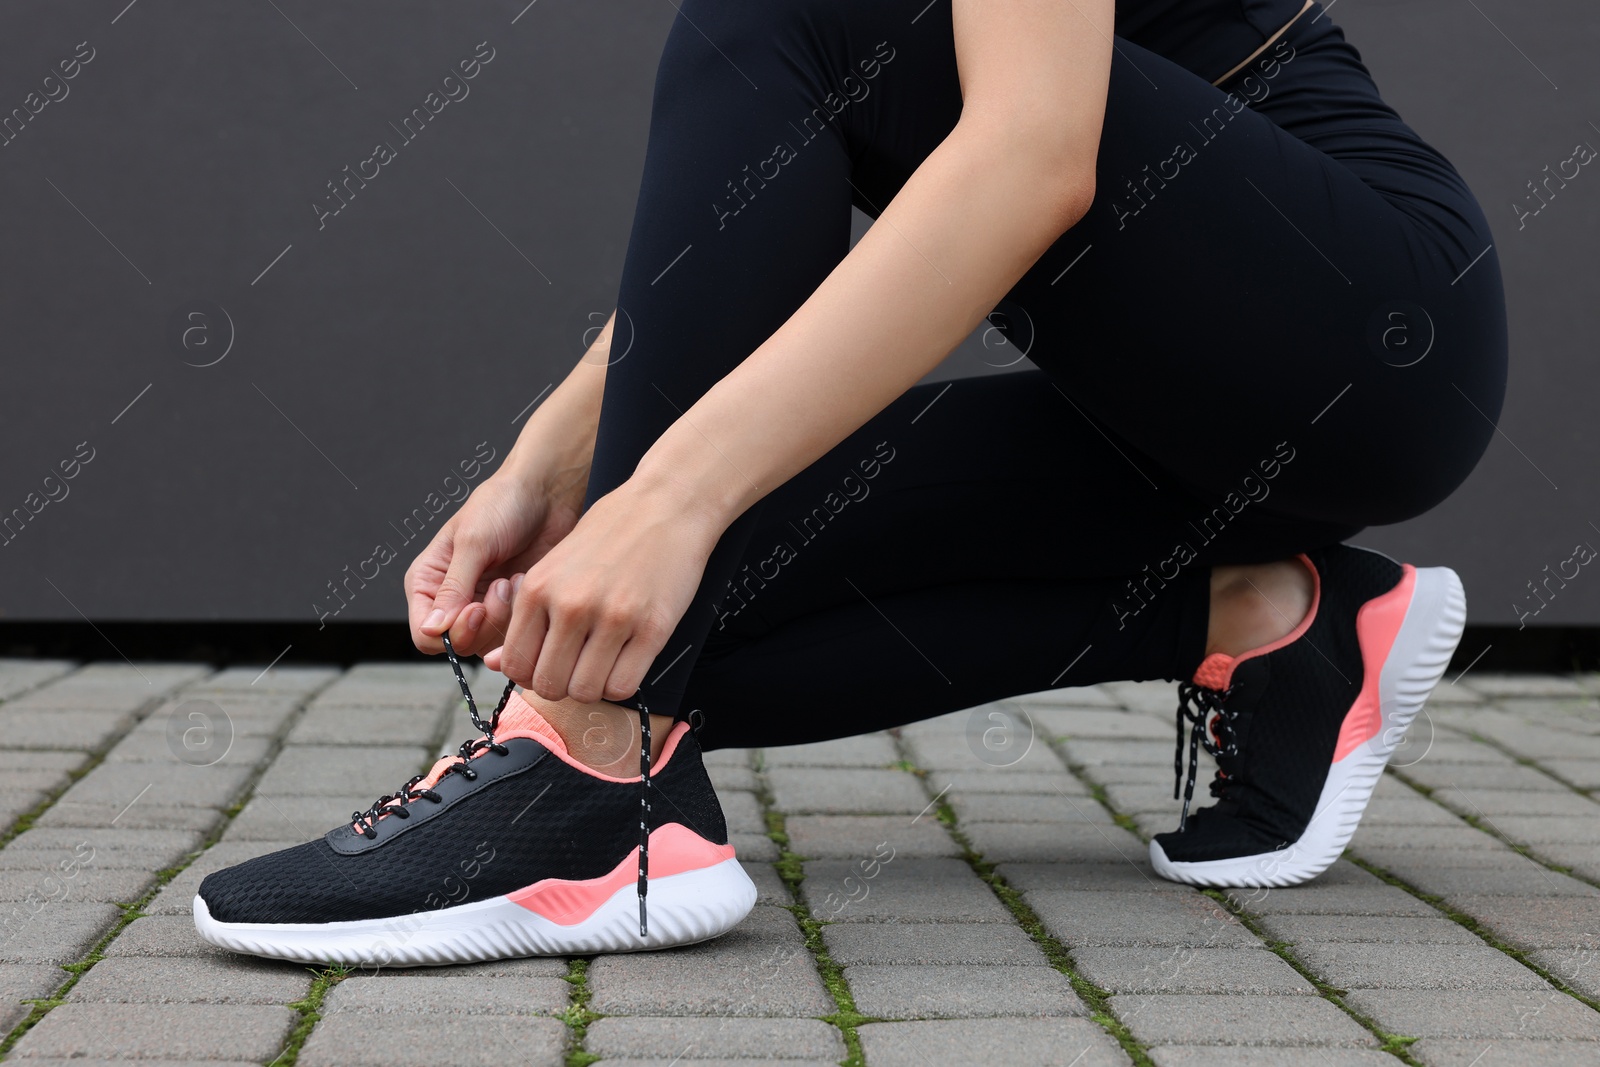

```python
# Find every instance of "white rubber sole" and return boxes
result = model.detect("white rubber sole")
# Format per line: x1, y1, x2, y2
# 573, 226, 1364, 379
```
1150, 565, 1467, 888
193, 857, 758, 966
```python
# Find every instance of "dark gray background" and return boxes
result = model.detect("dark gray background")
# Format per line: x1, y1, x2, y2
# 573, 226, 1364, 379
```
1, 0, 1595, 627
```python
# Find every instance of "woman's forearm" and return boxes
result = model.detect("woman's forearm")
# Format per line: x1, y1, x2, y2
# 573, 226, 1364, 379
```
501, 310, 615, 504
629, 121, 1094, 530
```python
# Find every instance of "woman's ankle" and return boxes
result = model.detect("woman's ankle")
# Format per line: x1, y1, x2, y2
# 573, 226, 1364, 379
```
1205, 556, 1315, 658
519, 691, 674, 773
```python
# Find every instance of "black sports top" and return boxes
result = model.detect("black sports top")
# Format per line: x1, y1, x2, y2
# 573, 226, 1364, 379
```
1115, 0, 1314, 86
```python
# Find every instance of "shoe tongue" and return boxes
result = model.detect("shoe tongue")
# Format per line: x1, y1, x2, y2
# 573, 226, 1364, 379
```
491, 690, 569, 755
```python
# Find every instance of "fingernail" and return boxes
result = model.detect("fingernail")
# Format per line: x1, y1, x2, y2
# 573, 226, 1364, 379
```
511, 573, 524, 596
466, 605, 486, 630
493, 579, 512, 604
423, 609, 446, 631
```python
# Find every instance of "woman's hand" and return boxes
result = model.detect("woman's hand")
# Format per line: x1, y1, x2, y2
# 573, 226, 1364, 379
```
405, 468, 586, 656
481, 479, 723, 705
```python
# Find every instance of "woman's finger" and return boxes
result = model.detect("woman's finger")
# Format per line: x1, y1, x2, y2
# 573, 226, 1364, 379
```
566, 618, 632, 705
528, 604, 589, 702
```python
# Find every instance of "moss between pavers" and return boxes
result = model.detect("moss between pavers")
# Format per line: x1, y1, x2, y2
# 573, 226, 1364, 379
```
755, 750, 871, 1067
0, 668, 342, 1061
886, 732, 1159, 1067
267, 963, 351, 1067
558, 957, 602, 1067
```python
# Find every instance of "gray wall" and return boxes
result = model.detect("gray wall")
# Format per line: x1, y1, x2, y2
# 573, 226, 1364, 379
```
1, 0, 1595, 627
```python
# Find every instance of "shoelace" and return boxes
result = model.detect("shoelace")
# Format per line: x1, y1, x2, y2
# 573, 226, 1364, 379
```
347, 634, 656, 941
1171, 678, 1244, 831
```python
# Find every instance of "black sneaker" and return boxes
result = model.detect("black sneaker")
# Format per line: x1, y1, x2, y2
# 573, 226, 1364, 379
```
1148, 543, 1465, 887
194, 646, 757, 965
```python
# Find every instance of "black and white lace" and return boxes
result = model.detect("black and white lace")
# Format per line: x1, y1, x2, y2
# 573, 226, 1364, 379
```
350, 632, 515, 837
1171, 678, 1244, 831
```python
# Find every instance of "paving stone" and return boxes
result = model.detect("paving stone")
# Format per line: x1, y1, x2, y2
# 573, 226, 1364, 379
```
286, 704, 449, 746
1402, 762, 1569, 793
765, 767, 928, 815
0, 710, 137, 751
741, 862, 790, 906
1342, 988, 1600, 1039
859, 1017, 1129, 1067
0, 867, 154, 904
1483, 816, 1600, 845
0, 660, 78, 700
408, 956, 569, 978
948, 792, 1114, 824
1255, 914, 1480, 945
1230, 882, 1438, 918
146, 841, 301, 915
1392, 738, 1505, 763
1429, 787, 1600, 817
0, 770, 71, 796
1292, 942, 1549, 991
298, 1013, 567, 1066
1401, 866, 1598, 899
784, 815, 961, 859
587, 906, 832, 1016
186, 664, 339, 692
1112, 994, 1378, 1046
588, 1058, 839, 1066
1448, 896, 1600, 950
586, 1016, 846, 1060
901, 731, 1072, 774
4, 828, 205, 862
705, 765, 758, 793
1536, 759, 1600, 789
67, 956, 311, 1003
702, 748, 754, 770
127, 701, 297, 739
962, 821, 1147, 865
322, 973, 568, 1013
0, 791, 48, 827
102, 915, 234, 960
0, 963, 69, 1030
1031, 707, 1173, 740
0, 902, 122, 963
1528, 945, 1600, 998
1409, 1039, 1600, 1066
1349, 825, 1506, 851
718, 789, 765, 835
1359, 795, 1468, 826
847, 963, 1083, 1018
1356, 846, 1528, 873
1071, 946, 1315, 994
1469, 674, 1588, 698
0, 751, 91, 772
996, 862, 1187, 896
802, 858, 1012, 923
103, 731, 275, 766
760, 734, 899, 767
1059, 739, 1176, 766
10, 1002, 296, 1060
731, 831, 779, 863
942, 769, 1088, 795
59, 759, 255, 810
227, 793, 374, 841
254, 745, 432, 796
822, 922, 1048, 966
33, 802, 224, 833
1149, 1048, 1397, 1066
1028, 891, 1255, 949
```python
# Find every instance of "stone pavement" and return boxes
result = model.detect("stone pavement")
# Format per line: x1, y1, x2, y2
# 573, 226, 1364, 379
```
0, 658, 1596, 1065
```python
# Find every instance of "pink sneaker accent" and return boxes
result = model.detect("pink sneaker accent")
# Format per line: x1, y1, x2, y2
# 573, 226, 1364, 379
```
509, 822, 737, 925
1333, 563, 1417, 762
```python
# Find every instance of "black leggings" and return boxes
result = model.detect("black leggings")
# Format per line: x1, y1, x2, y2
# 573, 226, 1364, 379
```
581, 0, 1507, 749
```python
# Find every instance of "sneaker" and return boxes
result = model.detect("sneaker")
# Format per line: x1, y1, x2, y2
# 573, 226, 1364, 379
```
1148, 543, 1466, 887
193, 646, 757, 965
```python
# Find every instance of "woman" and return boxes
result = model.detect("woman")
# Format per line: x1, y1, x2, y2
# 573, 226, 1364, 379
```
194, 0, 1504, 964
